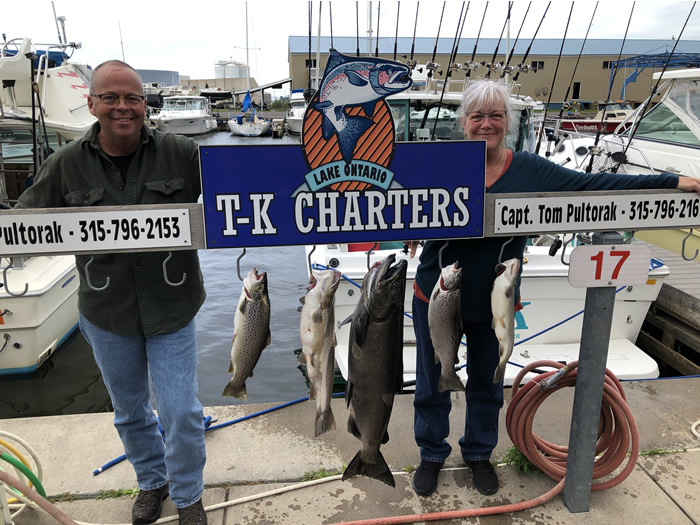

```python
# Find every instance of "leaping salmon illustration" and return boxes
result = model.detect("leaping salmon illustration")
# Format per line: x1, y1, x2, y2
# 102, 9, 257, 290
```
312, 49, 412, 163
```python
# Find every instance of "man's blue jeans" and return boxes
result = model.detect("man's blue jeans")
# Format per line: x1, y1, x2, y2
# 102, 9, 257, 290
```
80, 314, 206, 508
412, 295, 504, 463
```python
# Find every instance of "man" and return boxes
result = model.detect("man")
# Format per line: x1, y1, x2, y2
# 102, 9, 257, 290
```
15, 60, 208, 525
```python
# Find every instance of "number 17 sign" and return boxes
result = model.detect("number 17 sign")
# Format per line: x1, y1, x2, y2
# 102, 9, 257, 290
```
568, 244, 652, 288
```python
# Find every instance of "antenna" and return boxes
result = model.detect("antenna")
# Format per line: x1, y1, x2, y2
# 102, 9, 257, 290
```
51, 1, 64, 47
118, 21, 125, 61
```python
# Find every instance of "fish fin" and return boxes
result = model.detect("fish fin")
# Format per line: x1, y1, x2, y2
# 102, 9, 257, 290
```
382, 430, 389, 445
265, 330, 272, 348
433, 351, 441, 365
347, 413, 362, 440
297, 352, 307, 366
311, 306, 323, 324
299, 296, 306, 305
363, 101, 378, 117
334, 105, 345, 121
342, 450, 395, 488
493, 366, 505, 384
314, 100, 333, 110
227, 359, 234, 374
438, 373, 465, 393
221, 380, 248, 401
325, 49, 346, 71
345, 70, 369, 87
309, 382, 317, 400
337, 116, 373, 163
353, 309, 370, 346
321, 112, 336, 141
345, 381, 354, 407
338, 314, 353, 328
239, 299, 247, 315
314, 407, 336, 437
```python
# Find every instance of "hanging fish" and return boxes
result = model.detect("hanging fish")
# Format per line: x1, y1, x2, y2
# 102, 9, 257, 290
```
299, 269, 341, 436
428, 262, 464, 392
222, 268, 271, 401
491, 258, 520, 384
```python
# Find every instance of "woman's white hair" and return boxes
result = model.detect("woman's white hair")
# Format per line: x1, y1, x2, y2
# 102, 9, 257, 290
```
459, 79, 519, 146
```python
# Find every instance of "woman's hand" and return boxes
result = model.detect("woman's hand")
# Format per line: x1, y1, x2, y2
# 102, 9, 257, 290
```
677, 176, 700, 194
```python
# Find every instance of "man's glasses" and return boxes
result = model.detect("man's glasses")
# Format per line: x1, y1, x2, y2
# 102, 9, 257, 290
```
467, 111, 506, 123
91, 93, 146, 106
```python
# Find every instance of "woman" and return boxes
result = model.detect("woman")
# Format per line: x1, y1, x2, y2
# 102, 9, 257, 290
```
410, 79, 700, 498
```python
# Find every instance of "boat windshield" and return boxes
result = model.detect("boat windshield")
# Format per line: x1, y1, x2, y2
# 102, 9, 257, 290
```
627, 79, 700, 147
162, 98, 204, 111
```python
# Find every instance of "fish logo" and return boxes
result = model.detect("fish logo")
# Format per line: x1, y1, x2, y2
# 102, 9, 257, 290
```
294, 49, 412, 197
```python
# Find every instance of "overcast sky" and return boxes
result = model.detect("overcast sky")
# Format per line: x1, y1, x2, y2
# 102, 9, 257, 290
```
3, 0, 698, 90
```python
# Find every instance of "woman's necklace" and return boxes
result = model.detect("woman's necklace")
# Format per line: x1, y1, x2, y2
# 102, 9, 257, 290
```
486, 149, 506, 175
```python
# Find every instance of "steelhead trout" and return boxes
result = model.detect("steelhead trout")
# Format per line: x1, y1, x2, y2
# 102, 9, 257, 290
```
491, 258, 520, 384
222, 268, 271, 400
343, 254, 407, 487
428, 262, 464, 392
299, 269, 341, 436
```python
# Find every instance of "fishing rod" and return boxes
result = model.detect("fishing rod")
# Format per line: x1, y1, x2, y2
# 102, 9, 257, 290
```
403, 1, 419, 70
485, 1, 512, 79
535, 2, 574, 156
555, 2, 597, 122
465, 1, 488, 78
610, 1, 696, 174
375, 1, 381, 57
356, 1, 360, 56
426, 2, 446, 82
329, 1, 334, 49
512, 1, 550, 82
584, 1, 635, 173
393, 1, 400, 60
429, 2, 469, 139
306, 1, 313, 99
500, 1, 531, 79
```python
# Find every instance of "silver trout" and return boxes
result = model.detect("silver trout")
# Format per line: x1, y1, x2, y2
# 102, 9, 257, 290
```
343, 254, 407, 487
491, 258, 520, 384
428, 262, 464, 392
222, 268, 271, 400
299, 269, 341, 437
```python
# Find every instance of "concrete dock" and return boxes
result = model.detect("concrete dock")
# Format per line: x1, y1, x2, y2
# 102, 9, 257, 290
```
1, 377, 699, 524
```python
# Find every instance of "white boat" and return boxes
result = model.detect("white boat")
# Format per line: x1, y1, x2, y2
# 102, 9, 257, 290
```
286, 89, 307, 135
0, 256, 80, 375
149, 95, 217, 136
0, 34, 83, 375
305, 73, 667, 387
554, 101, 636, 134
540, 68, 700, 256
228, 110, 271, 137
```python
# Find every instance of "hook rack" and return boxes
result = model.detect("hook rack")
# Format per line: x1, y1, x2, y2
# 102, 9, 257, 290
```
162, 252, 186, 287
681, 229, 699, 261
1, 260, 29, 297
307, 245, 317, 278
498, 236, 514, 264
84, 256, 110, 291
559, 234, 575, 266
438, 240, 450, 269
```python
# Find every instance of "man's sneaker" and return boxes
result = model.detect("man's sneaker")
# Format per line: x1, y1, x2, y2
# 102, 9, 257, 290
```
177, 498, 207, 525
411, 460, 443, 496
132, 484, 169, 525
467, 460, 499, 495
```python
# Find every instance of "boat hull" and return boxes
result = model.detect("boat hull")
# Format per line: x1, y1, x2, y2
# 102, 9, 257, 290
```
228, 119, 270, 137
153, 115, 217, 136
0, 256, 80, 375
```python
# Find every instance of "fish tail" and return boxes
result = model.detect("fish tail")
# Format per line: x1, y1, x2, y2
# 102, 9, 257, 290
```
314, 407, 336, 437
493, 365, 505, 384
222, 381, 248, 401
438, 372, 465, 393
337, 116, 373, 163
342, 450, 395, 487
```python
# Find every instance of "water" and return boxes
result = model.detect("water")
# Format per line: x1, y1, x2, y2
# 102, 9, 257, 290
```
0, 131, 313, 420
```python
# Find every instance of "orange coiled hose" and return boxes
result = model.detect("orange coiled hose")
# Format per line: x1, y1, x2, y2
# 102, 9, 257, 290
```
339, 360, 640, 525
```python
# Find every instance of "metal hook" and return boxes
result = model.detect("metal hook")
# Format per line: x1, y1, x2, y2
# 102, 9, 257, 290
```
366, 243, 378, 271
84, 256, 110, 291
1, 262, 28, 297
236, 248, 247, 281
438, 241, 450, 268
560, 234, 575, 266
307, 245, 317, 277
498, 236, 514, 263
681, 229, 699, 261
162, 252, 186, 287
